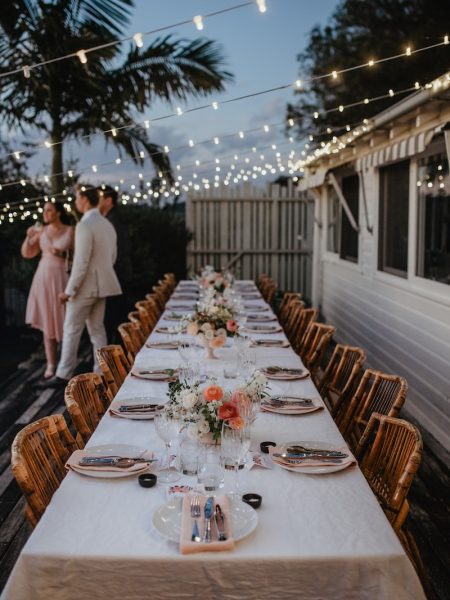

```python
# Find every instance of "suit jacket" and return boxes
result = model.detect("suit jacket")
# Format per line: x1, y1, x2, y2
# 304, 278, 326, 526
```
105, 206, 132, 285
65, 208, 122, 298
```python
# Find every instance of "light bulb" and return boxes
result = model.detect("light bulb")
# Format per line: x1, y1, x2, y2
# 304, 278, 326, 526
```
176, 107, 183, 116
239, 131, 244, 138
144, 120, 150, 129
139, 151, 145, 158
213, 137, 219, 144
389, 89, 394, 97
77, 50, 88, 64
256, 0, 267, 13
189, 139, 194, 147
405, 46, 411, 56
164, 145, 169, 153
23, 65, 31, 79
92, 165, 97, 172
288, 119, 294, 127
14, 151, 21, 160
263, 125, 270, 132
331, 70, 338, 79
368, 59, 374, 67
133, 33, 144, 48
212, 101, 219, 110
193, 15, 204, 30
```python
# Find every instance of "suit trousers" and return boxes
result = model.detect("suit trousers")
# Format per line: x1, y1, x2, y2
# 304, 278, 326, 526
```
56, 296, 107, 380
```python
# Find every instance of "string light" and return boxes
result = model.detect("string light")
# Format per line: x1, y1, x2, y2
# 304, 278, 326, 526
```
133, 33, 144, 48
256, 0, 267, 13
176, 107, 183, 116
212, 101, 219, 110
331, 70, 338, 79
405, 46, 412, 56
111, 128, 118, 137
193, 15, 204, 31
76, 50, 88, 64
23, 65, 31, 79
368, 59, 375, 67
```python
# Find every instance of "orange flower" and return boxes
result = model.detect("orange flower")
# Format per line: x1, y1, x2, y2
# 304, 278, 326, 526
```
218, 402, 239, 420
203, 385, 224, 402
210, 336, 226, 348
228, 416, 245, 430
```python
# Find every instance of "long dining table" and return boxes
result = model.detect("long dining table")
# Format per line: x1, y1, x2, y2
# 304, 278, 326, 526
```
1, 281, 426, 600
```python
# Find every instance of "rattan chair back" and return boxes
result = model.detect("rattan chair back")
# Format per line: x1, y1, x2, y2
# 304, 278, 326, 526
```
318, 345, 366, 414
356, 413, 422, 530
301, 323, 336, 382
96, 345, 130, 397
11, 414, 79, 527
65, 373, 111, 446
339, 369, 408, 452
292, 307, 318, 354
118, 321, 144, 362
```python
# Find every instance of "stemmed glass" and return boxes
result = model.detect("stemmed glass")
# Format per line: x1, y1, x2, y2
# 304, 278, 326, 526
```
221, 420, 251, 499
154, 409, 182, 483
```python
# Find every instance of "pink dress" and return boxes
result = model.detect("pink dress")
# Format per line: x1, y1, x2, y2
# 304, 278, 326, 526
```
25, 226, 74, 341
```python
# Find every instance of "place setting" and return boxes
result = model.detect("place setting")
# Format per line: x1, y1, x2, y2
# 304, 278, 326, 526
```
146, 340, 181, 350
260, 365, 310, 380
65, 444, 157, 478
242, 324, 283, 334
250, 338, 290, 348
268, 441, 357, 475
261, 393, 323, 415
130, 365, 179, 381
108, 396, 163, 419
246, 314, 277, 323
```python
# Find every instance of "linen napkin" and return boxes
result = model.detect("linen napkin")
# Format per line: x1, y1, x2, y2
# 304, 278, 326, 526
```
260, 366, 310, 380
131, 367, 178, 382
146, 341, 180, 349
246, 315, 277, 322
250, 339, 290, 348
109, 401, 160, 419
66, 449, 154, 473
179, 494, 235, 554
261, 397, 323, 415
268, 445, 356, 469
243, 325, 283, 334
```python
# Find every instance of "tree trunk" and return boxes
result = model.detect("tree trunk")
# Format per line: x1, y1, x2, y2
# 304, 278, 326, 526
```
51, 120, 64, 195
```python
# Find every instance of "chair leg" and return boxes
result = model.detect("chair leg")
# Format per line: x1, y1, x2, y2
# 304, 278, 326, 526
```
396, 525, 433, 598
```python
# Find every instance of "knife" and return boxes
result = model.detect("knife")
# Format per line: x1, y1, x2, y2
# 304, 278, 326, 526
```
203, 497, 214, 543
269, 397, 313, 405
214, 504, 227, 541
79, 456, 156, 465
118, 404, 159, 412
273, 451, 348, 459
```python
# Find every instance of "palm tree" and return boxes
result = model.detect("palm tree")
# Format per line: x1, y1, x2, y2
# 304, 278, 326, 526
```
0, 0, 233, 193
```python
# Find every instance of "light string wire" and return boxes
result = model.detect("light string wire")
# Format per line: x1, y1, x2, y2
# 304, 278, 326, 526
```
0, 82, 420, 191
2, 36, 448, 163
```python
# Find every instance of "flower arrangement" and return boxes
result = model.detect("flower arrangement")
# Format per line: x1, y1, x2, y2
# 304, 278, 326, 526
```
165, 371, 268, 441
198, 265, 234, 293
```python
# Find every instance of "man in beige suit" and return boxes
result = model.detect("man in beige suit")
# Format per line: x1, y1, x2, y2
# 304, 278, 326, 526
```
43, 185, 122, 387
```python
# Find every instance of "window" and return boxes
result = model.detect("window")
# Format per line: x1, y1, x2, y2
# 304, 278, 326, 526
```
340, 174, 359, 262
416, 152, 450, 285
327, 188, 340, 253
378, 160, 410, 277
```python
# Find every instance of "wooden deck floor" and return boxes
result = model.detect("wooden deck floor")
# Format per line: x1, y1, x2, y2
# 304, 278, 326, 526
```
0, 351, 449, 599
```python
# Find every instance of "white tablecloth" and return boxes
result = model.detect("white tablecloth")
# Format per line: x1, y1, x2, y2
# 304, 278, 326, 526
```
2, 282, 425, 600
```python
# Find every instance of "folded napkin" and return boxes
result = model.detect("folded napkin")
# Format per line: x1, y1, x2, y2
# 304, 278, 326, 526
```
109, 401, 160, 419
244, 326, 283, 333
146, 341, 179, 349
246, 315, 277, 322
268, 445, 356, 469
66, 449, 154, 473
180, 494, 235, 555
261, 366, 310, 380
155, 326, 181, 334
261, 397, 323, 415
250, 339, 290, 348
131, 367, 178, 382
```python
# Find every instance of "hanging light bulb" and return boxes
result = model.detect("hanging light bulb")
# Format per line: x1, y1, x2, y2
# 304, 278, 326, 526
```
164, 145, 170, 153
445, 35, 449, 45
133, 33, 144, 48
176, 107, 183, 116
23, 65, 31, 79
193, 15, 204, 30
263, 125, 270, 132
256, 0, 267, 13
189, 139, 194, 147
115, 158, 121, 164
76, 50, 88, 64
144, 120, 150, 129
389, 89, 394, 96
295, 79, 302, 88
139, 150, 145, 159
212, 101, 219, 110
405, 46, 412, 56
92, 165, 97, 172
14, 151, 21, 160
111, 128, 117, 137
68, 170, 73, 178
288, 119, 294, 127
213, 137, 220, 144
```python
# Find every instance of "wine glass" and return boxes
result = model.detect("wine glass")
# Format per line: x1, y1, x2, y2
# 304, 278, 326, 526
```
154, 409, 182, 483
178, 339, 193, 363
221, 420, 251, 499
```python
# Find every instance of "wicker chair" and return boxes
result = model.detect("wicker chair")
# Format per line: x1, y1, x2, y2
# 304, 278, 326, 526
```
301, 323, 336, 383
11, 414, 79, 527
278, 292, 302, 326
356, 413, 422, 530
96, 345, 130, 397
163, 272, 177, 291
118, 321, 144, 362
338, 369, 408, 452
144, 294, 163, 320
65, 373, 111, 446
136, 300, 159, 330
318, 345, 366, 414
128, 310, 148, 340
283, 299, 305, 344
264, 282, 278, 306
291, 307, 318, 355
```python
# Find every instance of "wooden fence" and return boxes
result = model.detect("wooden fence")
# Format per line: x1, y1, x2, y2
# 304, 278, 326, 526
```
186, 182, 314, 299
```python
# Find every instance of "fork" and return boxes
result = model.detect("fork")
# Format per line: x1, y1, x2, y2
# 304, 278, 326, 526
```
190, 495, 201, 543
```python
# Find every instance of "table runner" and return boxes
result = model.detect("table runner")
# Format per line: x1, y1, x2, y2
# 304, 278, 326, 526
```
1, 281, 425, 600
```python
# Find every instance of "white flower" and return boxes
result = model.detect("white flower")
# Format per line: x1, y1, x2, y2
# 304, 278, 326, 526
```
201, 322, 212, 332
182, 392, 198, 409
205, 329, 214, 340
198, 419, 210, 434
210, 305, 219, 314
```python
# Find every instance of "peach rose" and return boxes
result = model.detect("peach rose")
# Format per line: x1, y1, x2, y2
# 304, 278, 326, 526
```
218, 402, 239, 420
226, 319, 238, 333
210, 336, 226, 348
187, 322, 199, 336
228, 416, 245, 430
203, 385, 224, 402
231, 389, 252, 417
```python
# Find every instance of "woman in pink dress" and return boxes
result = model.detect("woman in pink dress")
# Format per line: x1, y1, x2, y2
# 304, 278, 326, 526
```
21, 202, 74, 379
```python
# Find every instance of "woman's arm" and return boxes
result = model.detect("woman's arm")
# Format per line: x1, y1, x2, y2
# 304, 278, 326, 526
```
21, 226, 41, 259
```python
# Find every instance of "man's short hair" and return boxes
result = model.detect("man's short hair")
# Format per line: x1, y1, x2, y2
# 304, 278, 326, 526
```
76, 184, 99, 207
99, 185, 118, 206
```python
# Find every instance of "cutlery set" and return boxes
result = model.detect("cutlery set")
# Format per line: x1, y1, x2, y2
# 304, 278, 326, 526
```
190, 496, 227, 543
79, 456, 157, 469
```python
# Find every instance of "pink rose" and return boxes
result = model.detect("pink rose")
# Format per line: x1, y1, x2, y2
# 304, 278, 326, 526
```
226, 319, 238, 333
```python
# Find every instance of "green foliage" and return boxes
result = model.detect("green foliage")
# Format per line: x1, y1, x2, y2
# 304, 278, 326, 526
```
120, 205, 192, 303
287, 0, 450, 140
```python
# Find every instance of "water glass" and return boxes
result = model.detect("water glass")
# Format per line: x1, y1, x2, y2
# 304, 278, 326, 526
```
197, 449, 225, 492
154, 409, 182, 483
221, 420, 251, 499
180, 437, 201, 476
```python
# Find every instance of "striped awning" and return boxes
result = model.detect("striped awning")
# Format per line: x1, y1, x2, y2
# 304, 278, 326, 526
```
356, 127, 437, 171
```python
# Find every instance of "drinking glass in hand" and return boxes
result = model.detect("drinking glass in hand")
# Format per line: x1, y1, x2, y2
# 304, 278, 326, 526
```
154, 409, 181, 483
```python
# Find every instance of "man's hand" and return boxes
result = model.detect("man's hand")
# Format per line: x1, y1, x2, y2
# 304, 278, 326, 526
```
59, 292, 70, 304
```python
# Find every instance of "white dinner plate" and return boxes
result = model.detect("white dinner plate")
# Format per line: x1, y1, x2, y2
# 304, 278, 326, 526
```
131, 367, 178, 381
152, 497, 258, 543
109, 397, 162, 420
71, 444, 151, 478
271, 441, 355, 475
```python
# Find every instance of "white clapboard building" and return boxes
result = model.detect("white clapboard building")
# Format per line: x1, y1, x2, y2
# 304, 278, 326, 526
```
298, 71, 450, 451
